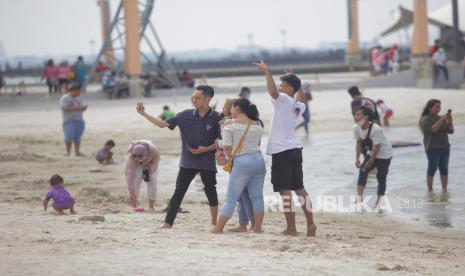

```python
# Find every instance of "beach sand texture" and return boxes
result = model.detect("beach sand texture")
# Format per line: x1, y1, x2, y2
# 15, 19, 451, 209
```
1, 85, 465, 275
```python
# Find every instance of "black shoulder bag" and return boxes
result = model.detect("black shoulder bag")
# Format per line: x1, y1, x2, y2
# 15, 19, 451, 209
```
361, 123, 374, 156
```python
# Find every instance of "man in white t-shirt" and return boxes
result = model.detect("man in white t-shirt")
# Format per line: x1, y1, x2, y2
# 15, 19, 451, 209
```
353, 107, 393, 210
432, 48, 449, 81
255, 60, 316, 237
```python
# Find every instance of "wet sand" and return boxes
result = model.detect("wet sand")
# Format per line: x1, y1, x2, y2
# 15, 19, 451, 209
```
1, 83, 465, 275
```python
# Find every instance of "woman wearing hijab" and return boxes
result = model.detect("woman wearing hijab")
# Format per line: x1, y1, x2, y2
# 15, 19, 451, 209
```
125, 140, 160, 211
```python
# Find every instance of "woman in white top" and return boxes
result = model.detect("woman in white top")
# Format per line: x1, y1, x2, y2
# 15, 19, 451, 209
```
216, 98, 255, 232
211, 99, 266, 234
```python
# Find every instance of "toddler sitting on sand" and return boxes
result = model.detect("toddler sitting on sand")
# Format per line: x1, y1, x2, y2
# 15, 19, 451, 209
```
43, 174, 76, 215
96, 139, 115, 164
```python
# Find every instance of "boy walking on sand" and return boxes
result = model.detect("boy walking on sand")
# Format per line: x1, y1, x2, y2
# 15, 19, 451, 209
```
255, 61, 316, 237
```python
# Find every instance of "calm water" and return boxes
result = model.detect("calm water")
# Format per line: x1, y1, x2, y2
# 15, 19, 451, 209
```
213, 125, 465, 229
4, 76, 41, 85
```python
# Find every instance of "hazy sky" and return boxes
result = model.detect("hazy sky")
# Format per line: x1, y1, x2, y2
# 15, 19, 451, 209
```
0, 0, 450, 58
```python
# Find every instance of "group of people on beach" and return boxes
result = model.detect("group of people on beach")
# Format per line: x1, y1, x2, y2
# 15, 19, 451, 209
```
346, 83, 454, 208
132, 61, 317, 236
100, 70, 130, 99
49, 61, 317, 236
41, 56, 87, 94
46, 61, 455, 237
370, 44, 401, 76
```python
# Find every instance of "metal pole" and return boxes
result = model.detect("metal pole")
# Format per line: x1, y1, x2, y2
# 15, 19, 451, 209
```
98, 0, 114, 66
123, 0, 142, 76
346, 0, 360, 69
82, 1, 123, 91
452, 0, 461, 61
411, 0, 429, 55
346, 0, 359, 54
411, 0, 432, 88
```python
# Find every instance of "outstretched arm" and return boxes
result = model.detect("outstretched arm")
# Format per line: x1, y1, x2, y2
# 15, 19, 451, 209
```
136, 102, 169, 128
255, 61, 279, 99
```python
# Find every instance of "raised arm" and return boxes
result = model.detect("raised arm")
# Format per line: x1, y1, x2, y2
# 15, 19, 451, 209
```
295, 85, 305, 102
255, 61, 279, 99
136, 102, 169, 128
284, 68, 304, 102
431, 115, 447, 133
447, 113, 454, 134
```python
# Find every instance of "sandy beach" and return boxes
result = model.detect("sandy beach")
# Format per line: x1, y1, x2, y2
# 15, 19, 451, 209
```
1, 82, 465, 275
1, 201, 465, 275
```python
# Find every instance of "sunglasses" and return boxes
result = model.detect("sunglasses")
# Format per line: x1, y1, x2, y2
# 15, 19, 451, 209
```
132, 154, 143, 158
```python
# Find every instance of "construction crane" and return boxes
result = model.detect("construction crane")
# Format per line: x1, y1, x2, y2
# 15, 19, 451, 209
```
84, 0, 180, 92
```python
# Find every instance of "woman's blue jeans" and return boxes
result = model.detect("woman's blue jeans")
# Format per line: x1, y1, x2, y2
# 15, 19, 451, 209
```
221, 152, 266, 219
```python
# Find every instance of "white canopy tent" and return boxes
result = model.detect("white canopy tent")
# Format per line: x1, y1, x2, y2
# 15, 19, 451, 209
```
429, 0, 465, 31
380, 0, 464, 37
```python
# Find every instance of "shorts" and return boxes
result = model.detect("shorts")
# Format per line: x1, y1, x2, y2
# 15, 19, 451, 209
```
426, 147, 450, 177
63, 121, 85, 143
271, 148, 304, 192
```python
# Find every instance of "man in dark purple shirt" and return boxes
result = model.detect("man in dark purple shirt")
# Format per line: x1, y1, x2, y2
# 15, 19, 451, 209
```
136, 85, 221, 228
347, 86, 380, 124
